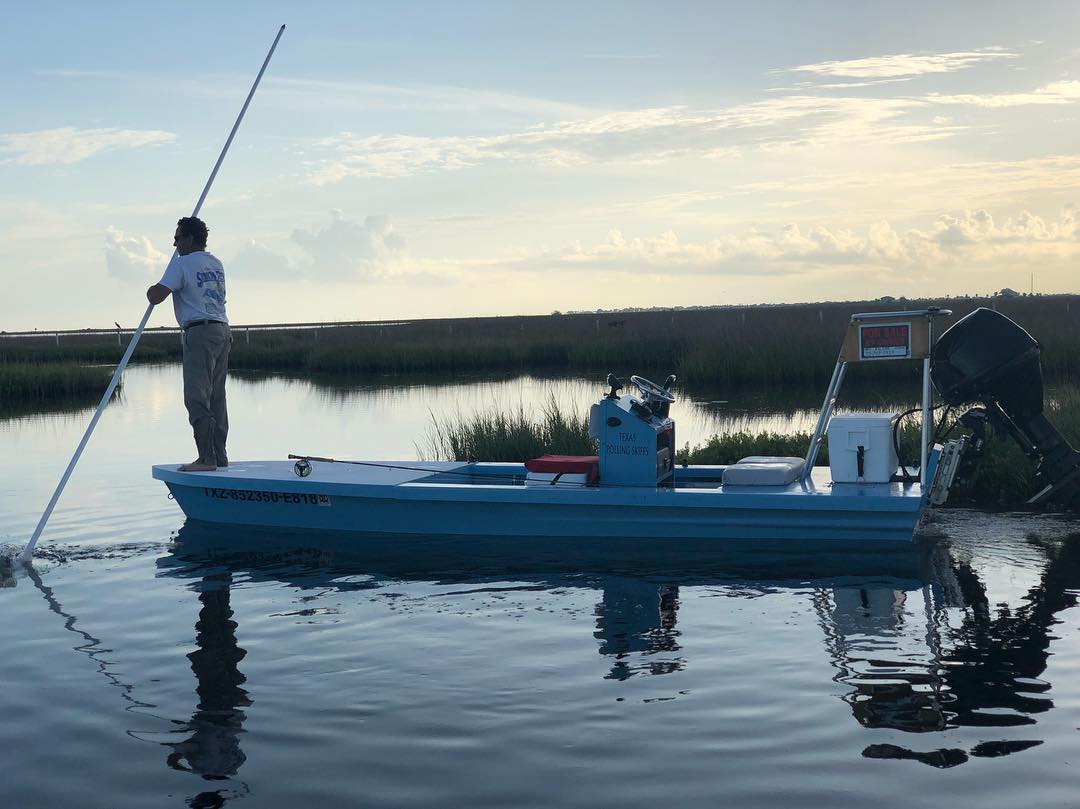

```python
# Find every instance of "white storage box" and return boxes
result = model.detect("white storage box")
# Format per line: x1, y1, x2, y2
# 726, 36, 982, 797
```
828, 413, 899, 483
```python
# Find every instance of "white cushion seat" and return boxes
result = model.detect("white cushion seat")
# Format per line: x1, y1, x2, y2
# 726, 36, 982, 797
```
721, 456, 806, 486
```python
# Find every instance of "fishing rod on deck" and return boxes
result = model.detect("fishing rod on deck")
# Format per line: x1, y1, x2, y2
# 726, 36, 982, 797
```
285, 453, 682, 489
16, 25, 286, 566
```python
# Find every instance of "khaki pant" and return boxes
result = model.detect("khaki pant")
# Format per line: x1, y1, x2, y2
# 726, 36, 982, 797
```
182, 322, 231, 466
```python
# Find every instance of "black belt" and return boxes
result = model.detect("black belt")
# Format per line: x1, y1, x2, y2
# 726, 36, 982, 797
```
183, 319, 226, 329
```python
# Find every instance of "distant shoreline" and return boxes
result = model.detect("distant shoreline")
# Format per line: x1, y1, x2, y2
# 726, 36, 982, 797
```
3, 291, 1074, 338
3, 293, 1077, 408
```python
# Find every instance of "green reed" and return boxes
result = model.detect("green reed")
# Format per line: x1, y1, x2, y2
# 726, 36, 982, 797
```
0, 333, 180, 365
5, 295, 1079, 385
0, 362, 113, 404
422, 400, 596, 462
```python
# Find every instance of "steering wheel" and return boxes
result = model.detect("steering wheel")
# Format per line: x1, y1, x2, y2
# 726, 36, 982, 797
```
630, 375, 675, 403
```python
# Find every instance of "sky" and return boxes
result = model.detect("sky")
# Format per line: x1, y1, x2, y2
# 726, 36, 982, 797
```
2, 1, 1079, 330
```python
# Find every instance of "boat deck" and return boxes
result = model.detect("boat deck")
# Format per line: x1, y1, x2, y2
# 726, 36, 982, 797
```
152, 459, 926, 500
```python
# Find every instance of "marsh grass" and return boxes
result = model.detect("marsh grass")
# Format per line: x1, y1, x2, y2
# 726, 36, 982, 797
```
675, 420, 925, 468
0, 362, 112, 403
677, 431, 822, 466
423, 400, 596, 462
423, 399, 926, 468
0, 333, 179, 365
4, 295, 1079, 384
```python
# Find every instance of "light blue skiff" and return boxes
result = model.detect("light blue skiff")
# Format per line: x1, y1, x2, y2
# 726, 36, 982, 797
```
152, 455, 938, 542
153, 310, 970, 543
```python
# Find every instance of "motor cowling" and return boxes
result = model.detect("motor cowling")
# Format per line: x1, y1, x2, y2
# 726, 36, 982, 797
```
931, 308, 1080, 507
932, 308, 1043, 422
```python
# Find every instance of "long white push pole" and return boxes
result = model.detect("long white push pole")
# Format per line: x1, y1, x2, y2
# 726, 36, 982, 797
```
19, 24, 286, 564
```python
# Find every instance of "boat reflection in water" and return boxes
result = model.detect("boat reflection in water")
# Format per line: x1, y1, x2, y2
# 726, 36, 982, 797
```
152, 521, 1079, 790
829, 532, 1080, 767
595, 577, 682, 680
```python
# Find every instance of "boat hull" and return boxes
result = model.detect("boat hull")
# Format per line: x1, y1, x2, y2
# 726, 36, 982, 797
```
153, 460, 929, 542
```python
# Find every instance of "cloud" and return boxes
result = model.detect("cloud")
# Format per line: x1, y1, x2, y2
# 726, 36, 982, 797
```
0, 127, 175, 166
728, 154, 1080, 213
303, 70, 1080, 184
33, 69, 602, 121
498, 207, 1080, 277
290, 211, 407, 278
810, 78, 915, 89
264, 76, 594, 119
305, 96, 955, 183
225, 213, 412, 282
104, 226, 169, 280
787, 49, 1019, 79
229, 239, 297, 280
583, 53, 660, 60
926, 80, 1080, 107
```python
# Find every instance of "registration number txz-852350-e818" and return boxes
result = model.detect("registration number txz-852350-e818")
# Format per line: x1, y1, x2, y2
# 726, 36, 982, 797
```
202, 488, 331, 507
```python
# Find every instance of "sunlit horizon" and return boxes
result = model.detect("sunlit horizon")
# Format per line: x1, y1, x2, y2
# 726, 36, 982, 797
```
3, 2, 1078, 331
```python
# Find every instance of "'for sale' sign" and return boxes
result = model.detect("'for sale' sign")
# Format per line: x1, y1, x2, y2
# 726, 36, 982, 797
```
859, 323, 911, 360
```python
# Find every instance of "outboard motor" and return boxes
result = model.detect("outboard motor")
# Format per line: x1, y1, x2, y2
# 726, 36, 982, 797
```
931, 308, 1080, 507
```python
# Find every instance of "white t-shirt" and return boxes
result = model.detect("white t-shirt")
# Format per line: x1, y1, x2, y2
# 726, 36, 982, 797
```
159, 251, 229, 327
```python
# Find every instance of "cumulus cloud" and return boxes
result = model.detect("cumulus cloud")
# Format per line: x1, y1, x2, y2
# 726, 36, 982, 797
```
504, 207, 1080, 277
225, 213, 411, 282
291, 211, 407, 278
0, 127, 175, 166
104, 226, 169, 280
787, 49, 1019, 79
229, 239, 296, 280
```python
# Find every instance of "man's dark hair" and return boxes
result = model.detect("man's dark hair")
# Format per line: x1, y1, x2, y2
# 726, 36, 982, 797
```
176, 216, 209, 249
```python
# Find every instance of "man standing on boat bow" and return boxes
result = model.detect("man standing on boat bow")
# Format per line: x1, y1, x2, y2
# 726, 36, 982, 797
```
146, 217, 231, 472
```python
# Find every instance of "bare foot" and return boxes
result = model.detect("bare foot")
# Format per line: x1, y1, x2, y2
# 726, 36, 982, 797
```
178, 462, 218, 472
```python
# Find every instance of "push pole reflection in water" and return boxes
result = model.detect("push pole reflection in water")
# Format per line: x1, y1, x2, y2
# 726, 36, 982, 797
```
16, 557, 251, 804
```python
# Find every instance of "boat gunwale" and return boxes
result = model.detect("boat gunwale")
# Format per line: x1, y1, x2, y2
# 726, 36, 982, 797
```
152, 461, 927, 513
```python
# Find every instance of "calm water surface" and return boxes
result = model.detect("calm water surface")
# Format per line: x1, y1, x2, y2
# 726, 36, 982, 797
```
2, 366, 1078, 808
